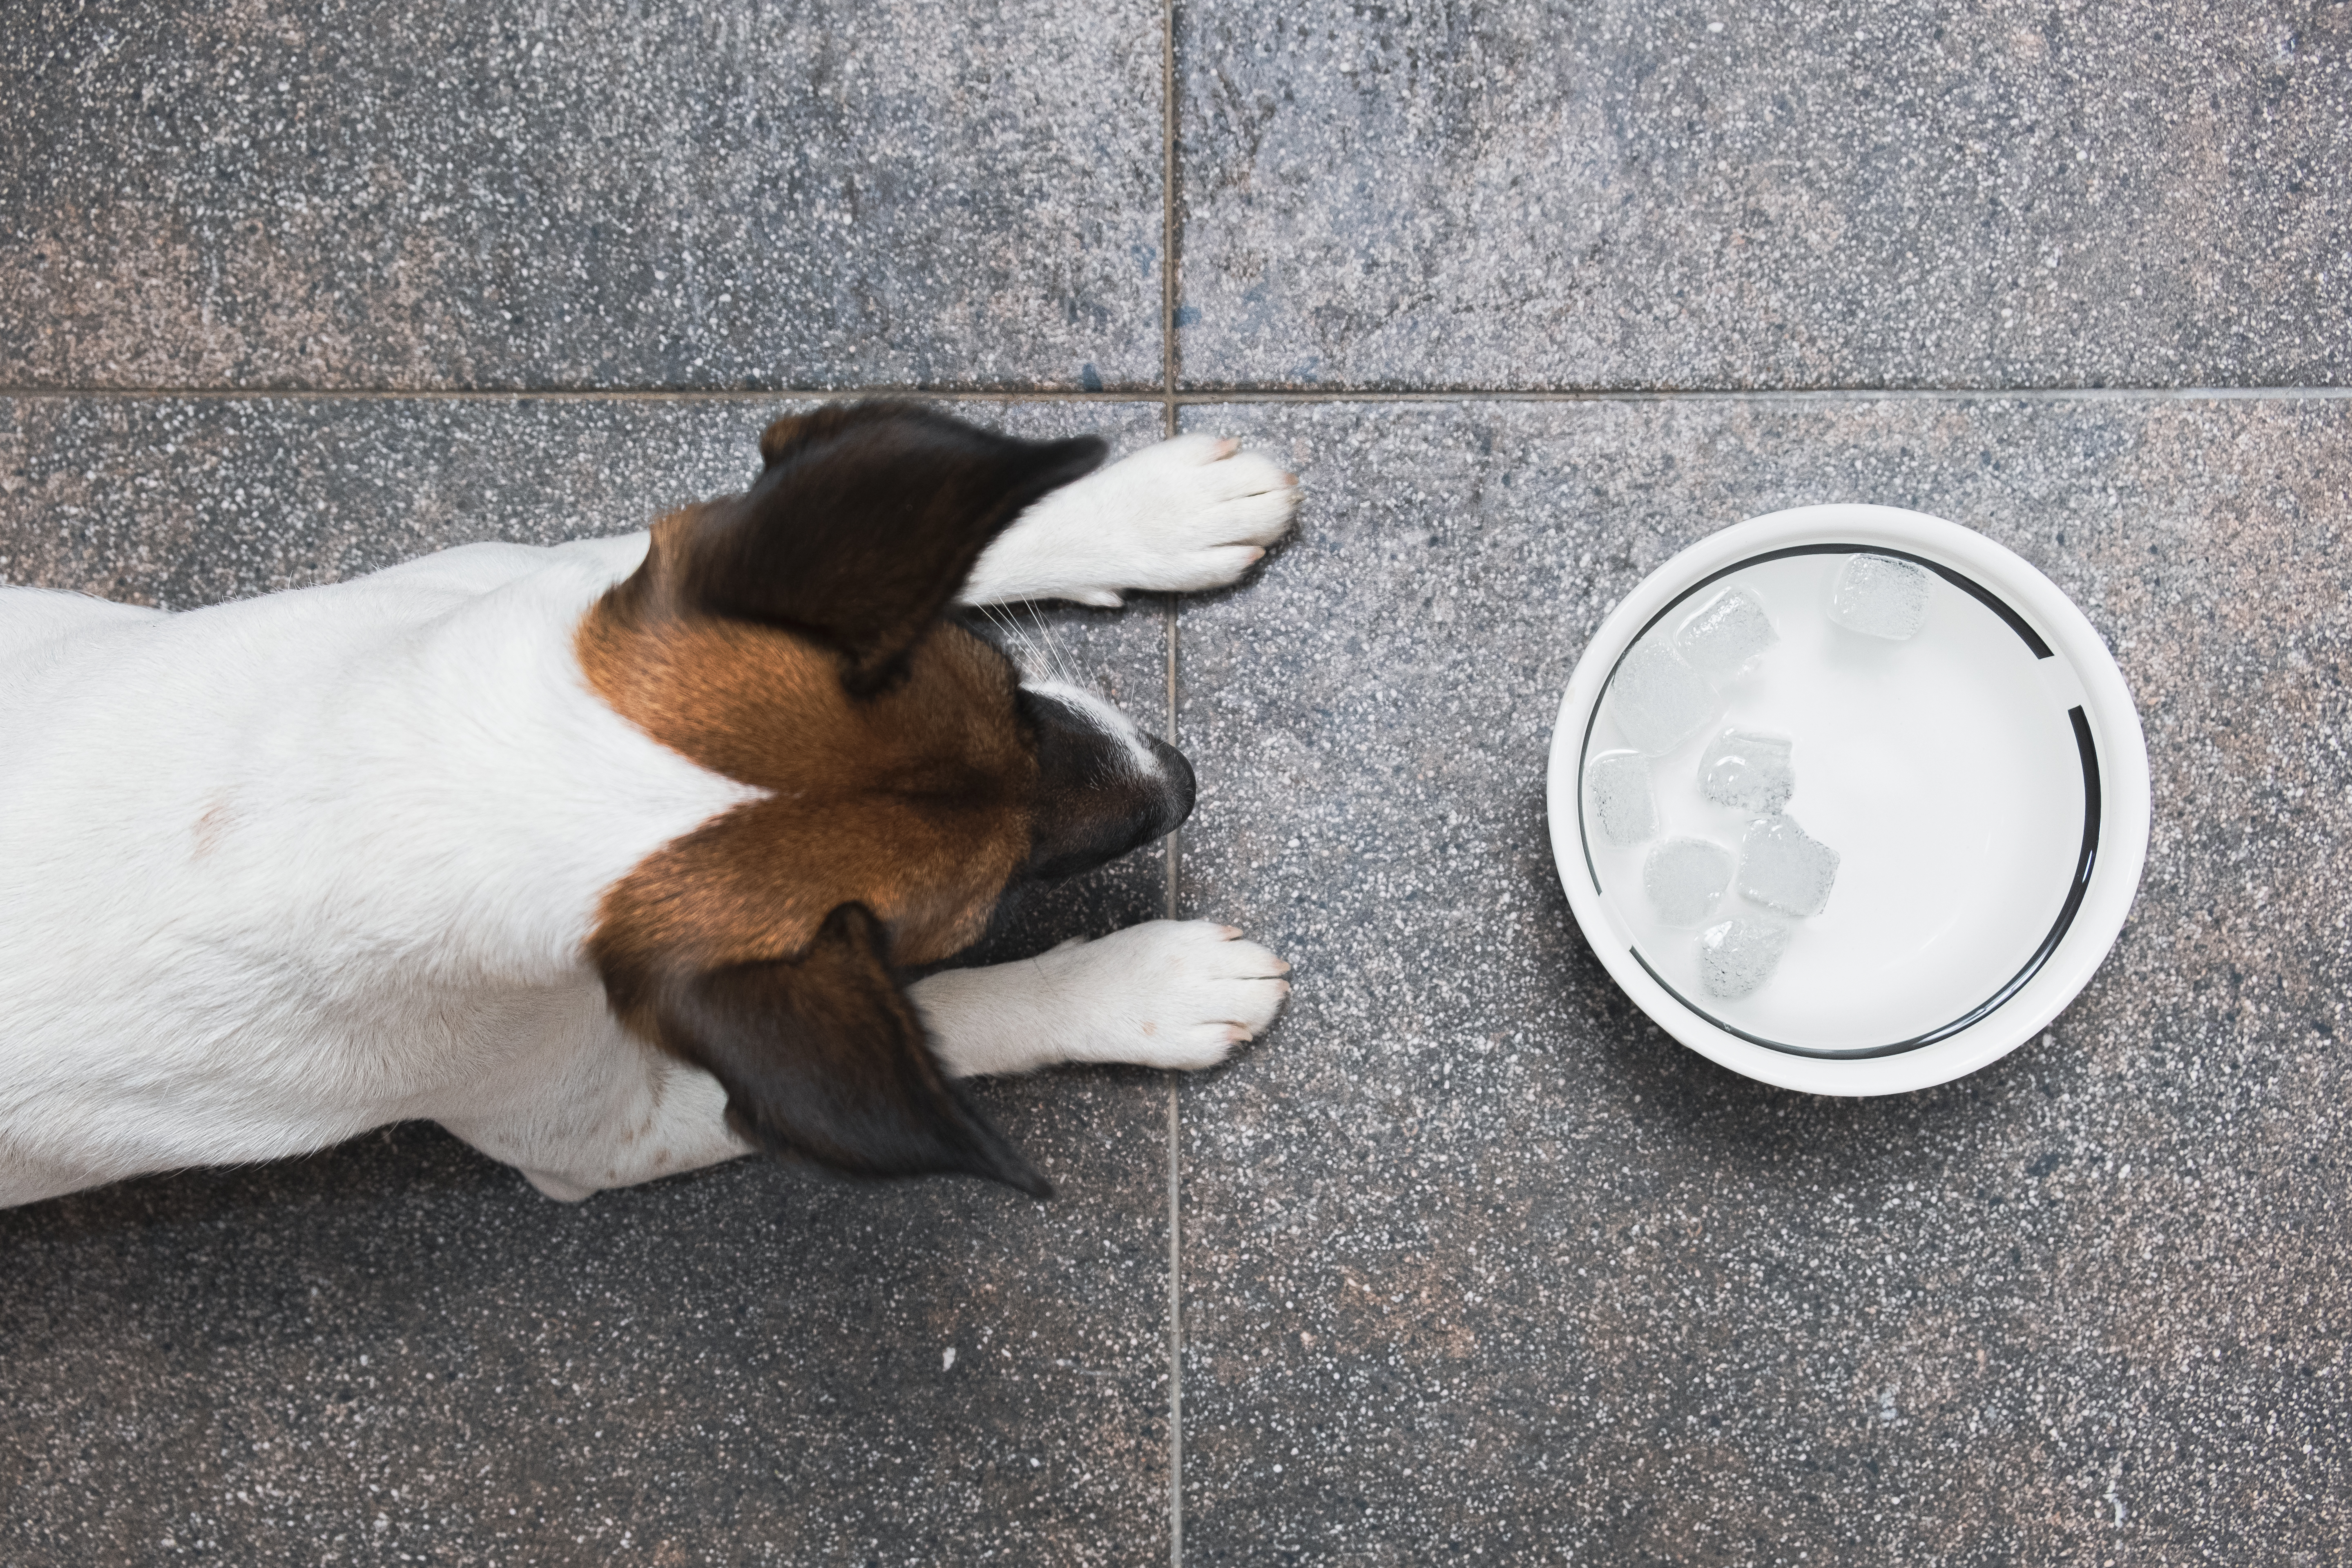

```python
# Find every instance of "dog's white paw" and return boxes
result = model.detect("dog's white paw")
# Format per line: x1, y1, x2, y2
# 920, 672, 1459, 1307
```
960, 434, 1300, 607
1077, 435, 1300, 600
1059, 918, 1292, 1070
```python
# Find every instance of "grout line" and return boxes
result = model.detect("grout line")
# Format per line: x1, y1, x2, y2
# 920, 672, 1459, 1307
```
1160, 385, 2352, 404
4, 384, 2348, 404
1164, 1025, 1183, 1568
0, 387, 1171, 403
1162, 4, 1182, 418
1162, 2, 1185, 1562
1163, 590, 1184, 1568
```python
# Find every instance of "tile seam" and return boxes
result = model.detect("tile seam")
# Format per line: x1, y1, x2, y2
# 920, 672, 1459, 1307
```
1161, 0, 1184, 1563
1165, 386, 2352, 404
4, 386, 2348, 404
0, 387, 1174, 403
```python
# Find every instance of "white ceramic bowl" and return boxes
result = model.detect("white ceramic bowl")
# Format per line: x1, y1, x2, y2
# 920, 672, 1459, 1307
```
1544, 503, 2151, 1095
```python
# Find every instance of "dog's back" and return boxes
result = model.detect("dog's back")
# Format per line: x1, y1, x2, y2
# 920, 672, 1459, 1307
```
0, 538, 748, 1204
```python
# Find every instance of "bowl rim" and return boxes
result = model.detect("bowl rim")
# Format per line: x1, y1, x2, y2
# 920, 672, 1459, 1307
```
1544, 503, 2151, 1096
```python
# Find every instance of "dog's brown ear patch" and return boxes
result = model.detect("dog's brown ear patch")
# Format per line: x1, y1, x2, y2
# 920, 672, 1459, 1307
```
620, 903, 1050, 1198
674, 401, 1104, 695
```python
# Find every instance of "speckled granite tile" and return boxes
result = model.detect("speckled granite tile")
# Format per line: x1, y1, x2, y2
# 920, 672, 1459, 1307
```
1176, 1, 2352, 390
1175, 397, 2351, 1564
1, 1, 1162, 391
0, 398, 1179, 1566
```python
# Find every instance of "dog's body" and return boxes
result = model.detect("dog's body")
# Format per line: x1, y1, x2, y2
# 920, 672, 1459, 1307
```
0, 408, 1295, 1208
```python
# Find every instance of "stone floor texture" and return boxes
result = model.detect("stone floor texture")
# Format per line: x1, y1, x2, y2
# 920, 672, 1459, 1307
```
2, 2, 2347, 1566
1176, 0, 2352, 391
1174, 397, 2350, 1564
3, 1, 1163, 391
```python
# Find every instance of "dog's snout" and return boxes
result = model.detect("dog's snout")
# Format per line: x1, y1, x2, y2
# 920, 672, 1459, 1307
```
1020, 685, 1202, 882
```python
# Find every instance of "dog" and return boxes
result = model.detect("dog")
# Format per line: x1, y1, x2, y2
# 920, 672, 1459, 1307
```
0, 402, 1297, 1208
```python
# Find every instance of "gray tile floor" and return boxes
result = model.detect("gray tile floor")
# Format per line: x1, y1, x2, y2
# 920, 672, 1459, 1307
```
3, 3, 2348, 1564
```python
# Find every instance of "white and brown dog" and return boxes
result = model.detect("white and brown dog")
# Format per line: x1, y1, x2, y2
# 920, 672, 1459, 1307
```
0, 402, 1296, 1207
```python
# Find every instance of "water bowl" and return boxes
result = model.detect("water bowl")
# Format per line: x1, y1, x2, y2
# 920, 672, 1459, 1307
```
1544, 504, 2150, 1095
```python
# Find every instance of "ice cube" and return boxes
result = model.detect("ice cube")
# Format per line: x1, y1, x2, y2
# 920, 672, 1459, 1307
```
1736, 814, 1841, 917
1697, 728, 1794, 815
1828, 553, 1932, 640
1586, 749, 1657, 845
1607, 634, 1721, 754
1697, 917, 1791, 999
1644, 837, 1735, 927
1675, 585, 1779, 675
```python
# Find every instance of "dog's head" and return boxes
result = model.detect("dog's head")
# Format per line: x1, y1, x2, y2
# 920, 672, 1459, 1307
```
576, 403, 1190, 1199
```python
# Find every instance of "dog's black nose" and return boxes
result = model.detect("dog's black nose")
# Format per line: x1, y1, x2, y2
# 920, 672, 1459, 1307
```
1146, 734, 1196, 837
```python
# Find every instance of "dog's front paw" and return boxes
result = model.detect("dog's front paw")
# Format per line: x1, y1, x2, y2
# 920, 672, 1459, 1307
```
1061, 918, 1292, 1070
962, 435, 1300, 607
1082, 435, 1299, 601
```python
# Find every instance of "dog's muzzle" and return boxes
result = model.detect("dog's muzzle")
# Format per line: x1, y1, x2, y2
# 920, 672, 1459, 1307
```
1021, 687, 1196, 881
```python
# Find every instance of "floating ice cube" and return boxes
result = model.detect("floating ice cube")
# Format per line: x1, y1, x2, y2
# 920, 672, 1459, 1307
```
1697, 917, 1790, 999
1644, 837, 1735, 927
1736, 814, 1841, 917
1828, 553, 1932, 640
1675, 585, 1779, 675
1607, 634, 1721, 754
1697, 728, 1794, 815
1586, 750, 1657, 845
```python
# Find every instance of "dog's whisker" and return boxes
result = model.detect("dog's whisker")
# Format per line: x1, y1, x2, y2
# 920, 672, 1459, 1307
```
1027, 602, 1080, 689
1004, 607, 1044, 661
980, 603, 1044, 678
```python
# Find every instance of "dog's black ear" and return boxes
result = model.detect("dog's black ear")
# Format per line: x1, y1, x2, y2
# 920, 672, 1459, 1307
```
676, 401, 1105, 695
649, 902, 1051, 1198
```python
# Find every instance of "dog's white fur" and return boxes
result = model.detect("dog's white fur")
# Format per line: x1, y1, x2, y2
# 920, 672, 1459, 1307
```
0, 433, 1296, 1208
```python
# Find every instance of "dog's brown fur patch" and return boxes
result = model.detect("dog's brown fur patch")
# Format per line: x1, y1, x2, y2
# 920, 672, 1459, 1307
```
565, 402, 1108, 1196
577, 508, 1037, 987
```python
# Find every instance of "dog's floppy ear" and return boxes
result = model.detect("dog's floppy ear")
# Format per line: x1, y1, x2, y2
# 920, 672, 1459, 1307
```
646, 902, 1051, 1198
675, 401, 1105, 695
